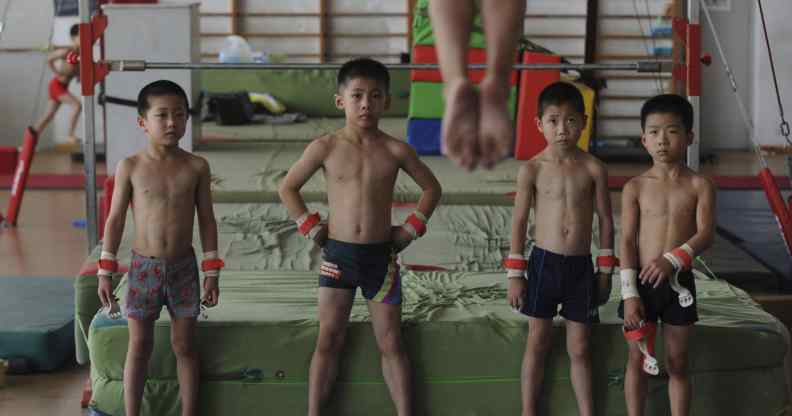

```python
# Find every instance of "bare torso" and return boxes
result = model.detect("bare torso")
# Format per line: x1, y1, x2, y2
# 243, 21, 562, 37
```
321, 130, 403, 244
530, 150, 598, 255
127, 149, 203, 257
56, 48, 78, 84
633, 168, 700, 267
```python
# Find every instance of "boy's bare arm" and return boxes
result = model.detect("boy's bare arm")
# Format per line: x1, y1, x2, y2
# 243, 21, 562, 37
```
278, 139, 329, 219
510, 164, 535, 255
47, 48, 68, 74
195, 159, 218, 254
593, 162, 615, 251
620, 180, 644, 328
102, 159, 133, 255
686, 176, 716, 254
398, 143, 442, 218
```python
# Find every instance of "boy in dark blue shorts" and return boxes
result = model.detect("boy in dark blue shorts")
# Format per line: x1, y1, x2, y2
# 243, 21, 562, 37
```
505, 82, 616, 416
618, 94, 715, 416
279, 58, 442, 416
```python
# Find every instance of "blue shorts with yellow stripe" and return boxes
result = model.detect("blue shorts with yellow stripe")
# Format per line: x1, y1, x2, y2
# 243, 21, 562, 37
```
319, 239, 401, 305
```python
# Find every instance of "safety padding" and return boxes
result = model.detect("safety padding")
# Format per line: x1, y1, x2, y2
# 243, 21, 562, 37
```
408, 81, 518, 120
410, 45, 518, 86
407, 118, 443, 156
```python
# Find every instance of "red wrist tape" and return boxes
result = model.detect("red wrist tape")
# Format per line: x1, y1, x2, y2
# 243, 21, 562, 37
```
405, 213, 427, 237
670, 247, 693, 270
298, 213, 321, 236
503, 257, 528, 270
98, 259, 119, 273
201, 258, 225, 272
596, 255, 619, 268
623, 322, 657, 342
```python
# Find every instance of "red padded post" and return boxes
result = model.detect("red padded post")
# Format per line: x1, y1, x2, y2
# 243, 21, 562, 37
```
514, 52, 561, 160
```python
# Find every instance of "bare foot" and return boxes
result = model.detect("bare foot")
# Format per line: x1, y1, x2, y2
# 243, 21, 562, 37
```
478, 76, 513, 169
441, 78, 479, 170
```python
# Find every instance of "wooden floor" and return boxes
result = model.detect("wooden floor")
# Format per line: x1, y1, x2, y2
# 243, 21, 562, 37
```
0, 149, 789, 414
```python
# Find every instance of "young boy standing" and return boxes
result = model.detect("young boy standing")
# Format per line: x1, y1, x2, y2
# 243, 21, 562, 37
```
97, 80, 222, 416
619, 94, 715, 416
279, 58, 442, 416
506, 82, 616, 416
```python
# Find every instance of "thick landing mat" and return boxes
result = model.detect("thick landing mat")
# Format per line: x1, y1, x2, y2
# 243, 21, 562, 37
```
0, 277, 75, 372
82, 269, 788, 416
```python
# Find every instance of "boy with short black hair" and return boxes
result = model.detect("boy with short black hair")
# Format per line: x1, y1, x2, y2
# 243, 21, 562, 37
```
507, 81, 616, 416
98, 80, 221, 416
279, 58, 442, 416
619, 94, 715, 416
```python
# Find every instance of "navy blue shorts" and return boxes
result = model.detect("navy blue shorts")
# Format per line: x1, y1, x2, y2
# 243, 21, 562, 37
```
618, 270, 698, 326
519, 246, 599, 324
319, 239, 402, 305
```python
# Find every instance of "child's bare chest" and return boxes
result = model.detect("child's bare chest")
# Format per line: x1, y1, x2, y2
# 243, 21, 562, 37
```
325, 145, 398, 185
535, 166, 593, 202
132, 167, 197, 202
639, 182, 697, 219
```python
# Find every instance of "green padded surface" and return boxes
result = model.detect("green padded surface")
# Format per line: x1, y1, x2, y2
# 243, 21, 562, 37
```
84, 269, 788, 416
202, 70, 411, 118
407, 82, 517, 120
0, 277, 75, 372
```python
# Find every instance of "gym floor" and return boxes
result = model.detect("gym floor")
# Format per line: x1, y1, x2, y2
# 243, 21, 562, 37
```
0, 149, 789, 414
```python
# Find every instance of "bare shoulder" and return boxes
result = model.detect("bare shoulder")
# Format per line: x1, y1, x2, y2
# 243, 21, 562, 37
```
623, 173, 645, 197
306, 132, 335, 155
582, 152, 607, 176
384, 134, 415, 158
688, 170, 715, 193
185, 151, 210, 174
517, 160, 538, 184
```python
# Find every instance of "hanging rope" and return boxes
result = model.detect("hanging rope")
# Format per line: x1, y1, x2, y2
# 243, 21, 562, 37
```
757, 0, 792, 147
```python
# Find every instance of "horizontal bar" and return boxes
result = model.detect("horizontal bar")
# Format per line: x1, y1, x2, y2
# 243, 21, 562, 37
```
109, 60, 669, 73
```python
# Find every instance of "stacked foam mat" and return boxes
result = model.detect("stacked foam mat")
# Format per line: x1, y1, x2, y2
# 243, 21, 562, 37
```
407, 0, 518, 156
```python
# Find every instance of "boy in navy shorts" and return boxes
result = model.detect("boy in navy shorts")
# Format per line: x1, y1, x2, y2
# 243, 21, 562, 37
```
279, 58, 442, 416
506, 82, 616, 416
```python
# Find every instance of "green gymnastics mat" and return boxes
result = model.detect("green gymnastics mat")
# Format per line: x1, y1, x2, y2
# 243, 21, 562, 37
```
408, 81, 518, 120
0, 276, 75, 372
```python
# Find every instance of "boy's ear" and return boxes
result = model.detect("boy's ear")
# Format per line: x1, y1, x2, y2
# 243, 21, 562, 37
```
334, 93, 344, 110
535, 116, 542, 134
384, 93, 391, 111
640, 130, 648, 148
686, 130, 695, 145
137, 115, 146, 130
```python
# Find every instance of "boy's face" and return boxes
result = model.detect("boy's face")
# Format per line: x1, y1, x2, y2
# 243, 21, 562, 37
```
641, 112, 693, 164
535, 103, 586, 150
137, 95, 188, 147
335, 77, 390, 129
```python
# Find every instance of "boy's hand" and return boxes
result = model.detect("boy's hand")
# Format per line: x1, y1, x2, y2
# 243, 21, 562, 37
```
596, 272, 612, 306
202, 276, 219, 307
97, 275, 115, 308
507, 277, 526, 311
640, 257, 674, 288
312, 224, 328, 247
391, 225, 414, 253
623, 297, 645, 329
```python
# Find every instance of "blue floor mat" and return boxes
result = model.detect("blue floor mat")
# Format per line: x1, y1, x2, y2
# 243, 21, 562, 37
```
0, 276, 75, 371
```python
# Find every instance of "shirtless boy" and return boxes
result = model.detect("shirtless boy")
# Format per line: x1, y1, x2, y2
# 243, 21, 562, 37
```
619, 94, 715, 416
506, 82, 616, 416
279, 58, 442, 416
33, 24, 82, 143
97, 80, 221, 416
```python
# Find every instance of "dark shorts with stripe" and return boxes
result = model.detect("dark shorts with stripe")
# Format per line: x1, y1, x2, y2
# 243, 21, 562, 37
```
519, 246, 599, 324
319, 239, 401, 305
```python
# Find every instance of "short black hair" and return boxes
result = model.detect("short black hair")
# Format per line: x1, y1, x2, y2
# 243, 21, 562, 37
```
640, 94, 694, 132
337, 58, 390, 93
137, 80, 190, 117
537, 82, 585, 118
70, 24, 79, 38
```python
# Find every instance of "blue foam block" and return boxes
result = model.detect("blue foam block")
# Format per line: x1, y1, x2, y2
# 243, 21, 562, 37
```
407, 118, 442, 156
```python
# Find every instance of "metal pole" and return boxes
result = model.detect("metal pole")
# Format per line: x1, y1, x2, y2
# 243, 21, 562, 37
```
107, 60, 670, 73
80, 0, 99, 251
687, 0, 701, 171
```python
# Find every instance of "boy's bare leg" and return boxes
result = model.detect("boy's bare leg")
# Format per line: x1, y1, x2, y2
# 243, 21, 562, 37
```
565, 320, 594, 416
33, 100, 60, 135
60, 93, 82, 143
521, 317, 553, 416
368, 300, 412, 416
479, 0, 525, 168
428, 0, 480, 170
308, 287, 354, 416
171, 317, 199, 416
663, 324, 692, 416
124, 318, 155, 416
625, 340, 648, 416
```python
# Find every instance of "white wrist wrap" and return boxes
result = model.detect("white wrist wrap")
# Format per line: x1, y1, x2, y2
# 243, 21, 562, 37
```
98, 251, 117, 277
620, 269, 640, 300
